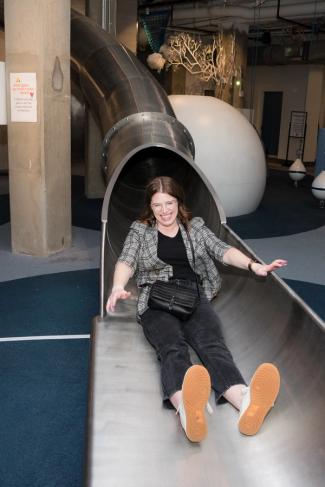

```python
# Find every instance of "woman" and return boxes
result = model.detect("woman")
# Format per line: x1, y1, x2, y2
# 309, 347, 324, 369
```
106, 176, 287, 443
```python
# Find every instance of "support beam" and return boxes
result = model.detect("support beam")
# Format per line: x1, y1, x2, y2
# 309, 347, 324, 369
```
5, 0, 71, 255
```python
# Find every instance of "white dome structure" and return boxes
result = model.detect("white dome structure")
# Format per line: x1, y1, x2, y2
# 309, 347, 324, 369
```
169, 95, 266, 217
311, 170, 325, 208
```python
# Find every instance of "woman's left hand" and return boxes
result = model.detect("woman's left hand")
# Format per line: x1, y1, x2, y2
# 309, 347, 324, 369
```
252, 259, 287, 277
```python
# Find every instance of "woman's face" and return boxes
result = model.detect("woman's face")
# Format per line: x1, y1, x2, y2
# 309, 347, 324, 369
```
151, 192, 179, 229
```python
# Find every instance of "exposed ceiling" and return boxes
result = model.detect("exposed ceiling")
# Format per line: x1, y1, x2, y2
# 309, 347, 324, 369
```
1, 1, 324, 50
138, 0, 325, 40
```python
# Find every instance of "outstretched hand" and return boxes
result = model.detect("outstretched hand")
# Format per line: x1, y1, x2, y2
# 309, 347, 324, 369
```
106, 287, 131, 313
253, 259, 287, 277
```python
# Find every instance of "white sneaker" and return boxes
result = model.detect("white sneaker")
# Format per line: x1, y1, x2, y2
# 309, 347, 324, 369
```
239, 363, 280, 436
177, 365, 211, 442
178, 399, 213, 434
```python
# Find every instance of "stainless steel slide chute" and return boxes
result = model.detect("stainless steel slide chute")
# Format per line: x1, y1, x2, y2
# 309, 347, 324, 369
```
89, 219, 325, 487
70, 10, 195, 180
70, 11, 215, 312
73, 13, 324, 487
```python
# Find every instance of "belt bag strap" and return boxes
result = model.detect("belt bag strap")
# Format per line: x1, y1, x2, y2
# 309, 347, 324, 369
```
148, 280, 199, 320
186, 229, 200, 299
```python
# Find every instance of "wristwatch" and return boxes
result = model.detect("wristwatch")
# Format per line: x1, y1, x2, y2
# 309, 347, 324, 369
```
248, 258, 258, 273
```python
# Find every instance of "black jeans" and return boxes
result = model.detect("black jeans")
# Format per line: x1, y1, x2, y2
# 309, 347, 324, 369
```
141, 282, 246, 406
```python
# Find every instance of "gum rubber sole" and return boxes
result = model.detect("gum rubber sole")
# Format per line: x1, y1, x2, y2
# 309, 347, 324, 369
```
182, 365, 211, 442
239, 363, 280, 436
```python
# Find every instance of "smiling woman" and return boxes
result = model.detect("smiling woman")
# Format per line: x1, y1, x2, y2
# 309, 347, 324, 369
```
138, 176, 191, 235
151, 195, 178, 231
105, 175, 287, 443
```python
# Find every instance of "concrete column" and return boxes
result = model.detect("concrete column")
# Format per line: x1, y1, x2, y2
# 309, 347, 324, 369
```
5, 0, 71, 255
84, 0, 137, 198
84, 0, 116, 198
86, 0, 116, 34
218, 25, 248, 107
231, 24, 248, 109
168, 66, 186, 95
85, 109, 106, 198
116, 0, 137, 53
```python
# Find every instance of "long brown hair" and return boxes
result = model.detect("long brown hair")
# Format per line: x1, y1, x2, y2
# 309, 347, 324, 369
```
139, 176, 192, 228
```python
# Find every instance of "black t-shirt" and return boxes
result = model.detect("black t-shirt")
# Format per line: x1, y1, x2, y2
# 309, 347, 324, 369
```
157, 229, 197, 281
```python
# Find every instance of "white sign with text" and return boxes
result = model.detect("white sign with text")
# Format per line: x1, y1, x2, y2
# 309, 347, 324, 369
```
10, 72, 37, 122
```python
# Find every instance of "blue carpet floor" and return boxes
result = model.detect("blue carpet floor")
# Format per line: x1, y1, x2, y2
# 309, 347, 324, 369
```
228, 170, 325, 238
282, 279, 325, 321
0, 268, 99, 486
0, 340, 89, 487
228, 169, 325, 321
0, 269, 99, 337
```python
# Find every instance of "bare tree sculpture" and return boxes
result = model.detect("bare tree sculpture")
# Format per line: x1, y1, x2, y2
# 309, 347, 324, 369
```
162, 32, 237, 99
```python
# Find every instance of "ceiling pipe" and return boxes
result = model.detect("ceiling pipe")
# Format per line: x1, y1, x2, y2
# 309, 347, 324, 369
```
168, 2, 325, 25
276, 0, 325, 33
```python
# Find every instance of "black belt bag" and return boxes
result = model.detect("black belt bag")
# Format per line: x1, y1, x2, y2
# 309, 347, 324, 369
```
148, 280, 199, 321
148, 230, 200, 321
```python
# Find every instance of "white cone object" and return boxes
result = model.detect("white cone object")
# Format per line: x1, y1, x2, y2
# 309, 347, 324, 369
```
311, 170, 325, 202
288, 158, 306, 182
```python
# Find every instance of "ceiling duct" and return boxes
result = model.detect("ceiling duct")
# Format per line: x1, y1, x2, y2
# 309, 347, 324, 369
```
169, 1, 325, 28
277, 0, 325, 33
248, 38, 325, 65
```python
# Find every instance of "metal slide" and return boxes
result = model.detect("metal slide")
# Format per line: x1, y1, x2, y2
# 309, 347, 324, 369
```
2, 6, 324, 486
70, 13, 325, 487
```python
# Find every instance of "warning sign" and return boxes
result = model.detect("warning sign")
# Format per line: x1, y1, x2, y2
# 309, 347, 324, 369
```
10, 73, 37, 122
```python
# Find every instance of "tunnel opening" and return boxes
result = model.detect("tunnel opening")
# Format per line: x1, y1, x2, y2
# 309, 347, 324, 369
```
105, 146, 223, 260
100, 145, 225, 312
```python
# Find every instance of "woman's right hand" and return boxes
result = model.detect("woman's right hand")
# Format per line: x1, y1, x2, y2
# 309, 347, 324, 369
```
106, 286, 131, 313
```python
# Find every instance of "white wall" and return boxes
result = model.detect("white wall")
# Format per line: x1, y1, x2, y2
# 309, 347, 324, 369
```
246, 64, 325, 162
304, 66, 325, 162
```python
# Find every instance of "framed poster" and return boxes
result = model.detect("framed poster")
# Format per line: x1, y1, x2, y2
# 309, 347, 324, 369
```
10, 72, 37, 123
289, 111, 307, 138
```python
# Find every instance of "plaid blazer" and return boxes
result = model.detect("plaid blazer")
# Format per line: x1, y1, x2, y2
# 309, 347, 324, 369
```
118, 217, 231, 319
